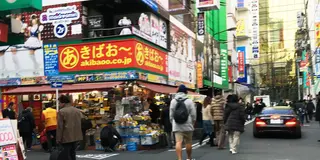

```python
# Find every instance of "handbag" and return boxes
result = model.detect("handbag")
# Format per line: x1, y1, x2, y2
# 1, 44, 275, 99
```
49, 145, 65, 160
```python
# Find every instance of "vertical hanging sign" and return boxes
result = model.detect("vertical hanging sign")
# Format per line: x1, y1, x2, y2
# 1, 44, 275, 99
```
197, 12, 205, 36
251, 0, 259, 59
237, 47, 245, 77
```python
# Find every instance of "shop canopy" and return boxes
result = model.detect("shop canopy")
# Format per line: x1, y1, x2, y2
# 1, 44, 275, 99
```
3, 81, 123, 95
137, 82, 199, 95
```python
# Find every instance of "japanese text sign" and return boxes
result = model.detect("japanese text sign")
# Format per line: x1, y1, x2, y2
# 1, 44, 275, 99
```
58, 39, 167, 75
196, 62, 203, 88
43, 44, 59, 76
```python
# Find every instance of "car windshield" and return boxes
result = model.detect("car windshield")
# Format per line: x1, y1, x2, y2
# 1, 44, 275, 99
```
261, 109, 294, 115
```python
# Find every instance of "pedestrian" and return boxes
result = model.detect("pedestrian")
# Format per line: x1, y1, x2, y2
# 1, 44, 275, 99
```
161, 98, 174, 148
2, 102, 16, 119
41, 101, 57, 152
18, 107, 35, 151
211, 92, 225, 149
295, 100, 307, 125
245, 102, 253, 120
148, 98, 160, 123
100, 121, 122, 152
316, 93, 320, 142
56, 95, 83, 160
254, 99, 266, 115
224, 94, 246, 154
78, 110, 92, 151
170, 84, 196, 160
199, 96, 215, 147
306, 99, 315, 121
195, 101, 203, 128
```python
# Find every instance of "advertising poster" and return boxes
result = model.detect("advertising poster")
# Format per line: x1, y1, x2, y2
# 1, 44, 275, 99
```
75, 71, 138, 82
203, 33, 220, 79
1, 88, 18, 111
138, 72, 167, 84
236, 19, 245, 37
21, 76, 47, 85
0, 45, 44, 78
0, 78, 21, 87
1, 144, 18, 160
43, 44, 59, 76
316, 49, 320, 76
196, 62, 203, 88
46, 75, 75, 83
58, 39, 167, 76
169, 20, 196, 89
0, 120, 17, 146
119, 13, 168, 49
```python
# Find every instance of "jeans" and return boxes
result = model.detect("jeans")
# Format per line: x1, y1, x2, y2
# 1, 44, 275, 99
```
203, 120, 213, 135
20, 132, 33, 149
46, 130, 56, 151
62, 142, 77, 160
228, 131, 240, 152
300, 115, 305, 125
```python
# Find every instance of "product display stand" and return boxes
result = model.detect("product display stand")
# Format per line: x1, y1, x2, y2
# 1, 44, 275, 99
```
0, 118, 26, 160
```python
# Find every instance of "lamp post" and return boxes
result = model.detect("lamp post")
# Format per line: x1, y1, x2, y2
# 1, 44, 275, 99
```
209, 27, 236, 97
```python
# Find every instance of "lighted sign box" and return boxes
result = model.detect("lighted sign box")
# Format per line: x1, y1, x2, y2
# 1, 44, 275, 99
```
196, 0, 220, 11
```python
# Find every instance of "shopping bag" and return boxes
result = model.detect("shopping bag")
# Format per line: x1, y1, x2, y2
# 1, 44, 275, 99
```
49, 145, 65, 160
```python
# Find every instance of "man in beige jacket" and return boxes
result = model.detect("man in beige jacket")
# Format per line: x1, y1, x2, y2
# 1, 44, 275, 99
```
211, 93, 225, 149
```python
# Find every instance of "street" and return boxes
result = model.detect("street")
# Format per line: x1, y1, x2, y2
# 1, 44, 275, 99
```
26, 120, 320, 160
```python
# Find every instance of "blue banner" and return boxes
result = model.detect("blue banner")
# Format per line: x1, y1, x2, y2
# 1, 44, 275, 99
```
43, 44, 59, 76
105, 70, 138, 81
237, 46, 247, 83
142, 0, 158, 12
47, 75, 75, 83
0, 78, 21, 86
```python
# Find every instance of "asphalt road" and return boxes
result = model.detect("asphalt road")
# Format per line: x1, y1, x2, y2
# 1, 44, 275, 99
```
26, 120, 320, 160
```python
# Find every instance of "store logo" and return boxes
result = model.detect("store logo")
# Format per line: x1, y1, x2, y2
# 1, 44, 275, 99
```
60, 47, 79, 69
6, 0, 16, 3
135, 43, 145, 66
54, 24, 68, 38
40, 5, 80, 25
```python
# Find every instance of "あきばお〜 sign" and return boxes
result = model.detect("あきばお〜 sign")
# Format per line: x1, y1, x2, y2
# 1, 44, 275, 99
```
58, 39, 168, 75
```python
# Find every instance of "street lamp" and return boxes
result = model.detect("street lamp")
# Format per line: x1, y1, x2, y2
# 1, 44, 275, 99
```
209, 27, 236, 97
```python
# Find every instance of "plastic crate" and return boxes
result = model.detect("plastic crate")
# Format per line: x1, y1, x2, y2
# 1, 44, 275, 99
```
127, 142, 137, 151
121, 135, 128, 144
95, 140, 104, 151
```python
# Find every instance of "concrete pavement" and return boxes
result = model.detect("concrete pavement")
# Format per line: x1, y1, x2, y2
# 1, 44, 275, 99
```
26, 120, 320, 160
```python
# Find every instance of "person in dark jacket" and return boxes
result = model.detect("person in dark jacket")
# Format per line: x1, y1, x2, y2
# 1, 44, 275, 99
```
2, 102, 16, 119
100, 121, 122, 152
253, 99, 266, 115
295, 100, 307, 125
245, 102, 253, 120
148, 98, 160, 123
306, 100, 315, 121
161, 99, 174, 148
195, 102, 203, 128
224, 94, 245, 154
18, 107, 35, 150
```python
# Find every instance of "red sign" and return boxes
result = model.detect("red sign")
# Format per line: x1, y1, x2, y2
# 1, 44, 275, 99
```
196, 62, 203, 88
0, 23, 8, 43
238, 51, 245, 73
1, 88, 18, 112
59, 39, 168, 75
228, 66, 233, 82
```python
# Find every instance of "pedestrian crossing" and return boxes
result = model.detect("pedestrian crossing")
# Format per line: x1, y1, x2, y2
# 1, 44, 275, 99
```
76, 153, 119, 160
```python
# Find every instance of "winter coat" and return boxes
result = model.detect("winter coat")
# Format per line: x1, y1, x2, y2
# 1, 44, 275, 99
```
306, 101, 315, 113
100, 125, 122, 147
161, 106, 172, 132
18, 110, 35, 133
295, 102, 306, 115
211, 95, 225, 121
149, 103, 160, 123
224, 103, 246, 133
170, 92, 197, 132
2, 108, 16, 119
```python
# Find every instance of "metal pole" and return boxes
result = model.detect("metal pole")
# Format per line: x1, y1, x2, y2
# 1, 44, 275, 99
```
296, 60, 301, 100
56, 89, 59, 111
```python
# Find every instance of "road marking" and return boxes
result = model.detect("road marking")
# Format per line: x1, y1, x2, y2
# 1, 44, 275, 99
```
76, 154, 119, 160
168, 119, 255, 151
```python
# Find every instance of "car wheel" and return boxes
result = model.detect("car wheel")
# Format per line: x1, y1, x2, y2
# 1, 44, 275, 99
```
253, 131, 260, 138
295, 129, 302, 139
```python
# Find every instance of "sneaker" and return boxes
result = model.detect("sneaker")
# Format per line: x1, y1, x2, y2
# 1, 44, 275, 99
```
231, 150, 237, 154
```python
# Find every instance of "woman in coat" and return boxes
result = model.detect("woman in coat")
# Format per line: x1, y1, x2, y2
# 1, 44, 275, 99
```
199, 97, 215, 146
224, 94, 245, 154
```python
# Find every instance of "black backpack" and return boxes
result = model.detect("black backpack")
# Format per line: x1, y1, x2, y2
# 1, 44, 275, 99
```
173, 99, 189, 124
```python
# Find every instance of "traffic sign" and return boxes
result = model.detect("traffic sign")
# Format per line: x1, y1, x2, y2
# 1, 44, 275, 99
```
50, 82, 63, 88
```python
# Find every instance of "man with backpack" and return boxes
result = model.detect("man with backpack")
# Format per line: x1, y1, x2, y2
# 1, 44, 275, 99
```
170, 85, 196, 160
18, 107, 35, 151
